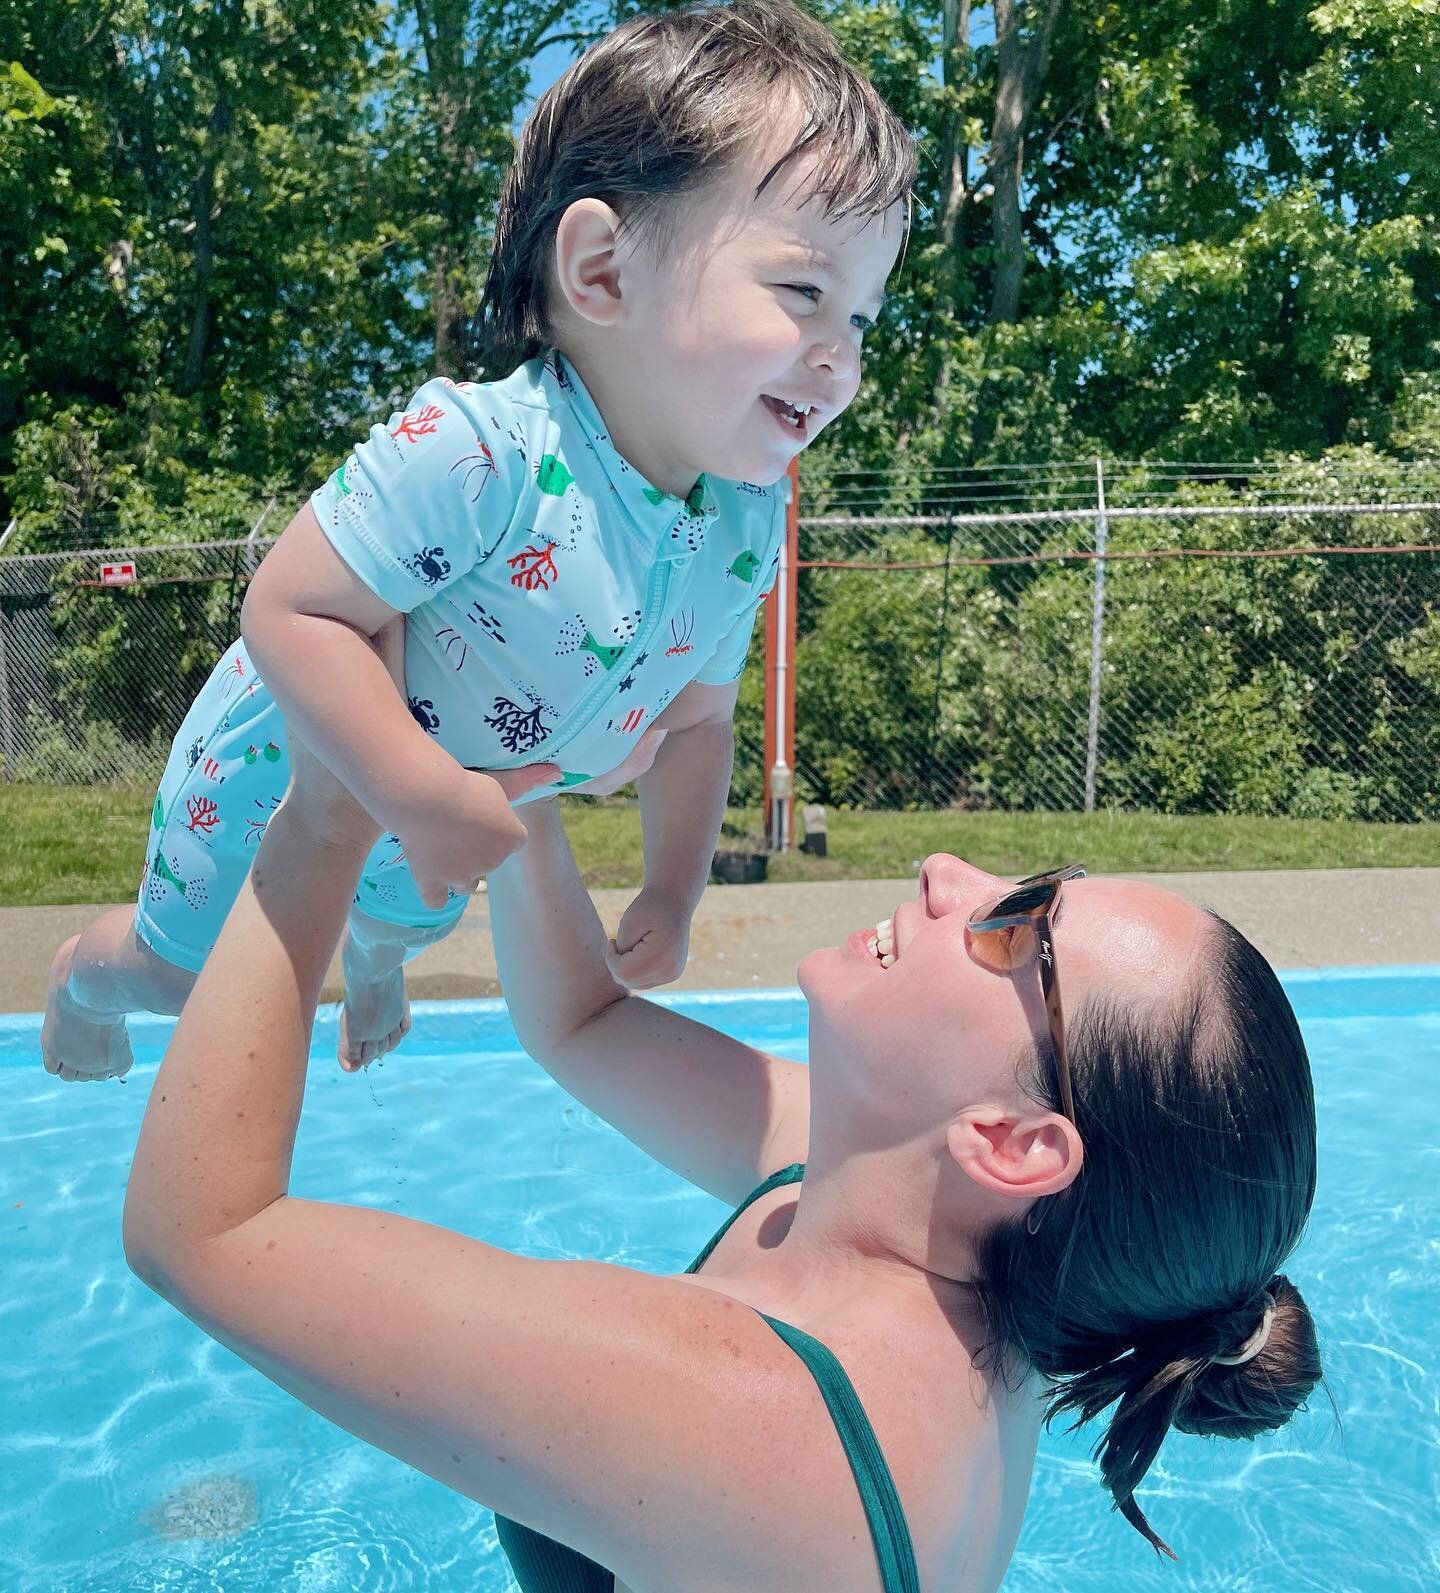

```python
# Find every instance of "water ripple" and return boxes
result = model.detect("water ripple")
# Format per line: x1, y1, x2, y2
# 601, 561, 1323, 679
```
2, 996, 1437, 1591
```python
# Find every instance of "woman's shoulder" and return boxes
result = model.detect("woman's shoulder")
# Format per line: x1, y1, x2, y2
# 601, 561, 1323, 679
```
668, 1189, 1043, 1590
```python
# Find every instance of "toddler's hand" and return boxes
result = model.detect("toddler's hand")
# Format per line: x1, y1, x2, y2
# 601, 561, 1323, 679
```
398, 764, 561, 909
606, 887, 692, 990
565, 726, 667, 797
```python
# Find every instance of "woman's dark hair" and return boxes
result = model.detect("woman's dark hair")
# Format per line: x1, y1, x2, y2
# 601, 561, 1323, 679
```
974, 913, 1322, 1560
476, 0, 916, 373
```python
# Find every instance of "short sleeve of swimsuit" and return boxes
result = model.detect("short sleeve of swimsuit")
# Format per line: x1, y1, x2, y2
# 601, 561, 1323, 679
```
694, 490, 787, 686
309, 377, 529, 613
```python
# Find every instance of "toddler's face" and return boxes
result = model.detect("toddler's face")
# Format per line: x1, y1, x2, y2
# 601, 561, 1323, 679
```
566, 127, 905, 496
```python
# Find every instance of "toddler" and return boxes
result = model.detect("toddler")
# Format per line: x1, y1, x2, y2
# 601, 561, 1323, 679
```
41, 0, 912, 1081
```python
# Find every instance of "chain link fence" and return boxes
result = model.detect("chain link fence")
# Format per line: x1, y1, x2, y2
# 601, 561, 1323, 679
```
0, 537, 277, 784
4, 462, 1439, 824
769, 460, 1440, 822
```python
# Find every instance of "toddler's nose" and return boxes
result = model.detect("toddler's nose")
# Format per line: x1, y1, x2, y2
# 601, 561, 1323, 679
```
806, 329, 859, 386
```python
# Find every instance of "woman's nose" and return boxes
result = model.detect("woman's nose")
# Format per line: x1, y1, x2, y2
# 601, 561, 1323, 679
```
918, 854, 1009, 919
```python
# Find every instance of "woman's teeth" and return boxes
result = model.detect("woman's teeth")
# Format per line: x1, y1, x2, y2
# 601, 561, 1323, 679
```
866, 917, 896, 968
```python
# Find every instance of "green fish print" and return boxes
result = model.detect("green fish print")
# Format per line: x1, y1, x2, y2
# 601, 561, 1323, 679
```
728, 549, 762, 583
151, 852, 188, 896
643, 478, 707, 512
556, 772, 592, 788
579, 631, 625, 671
536, 454, 574, 496
152, 794, 164, 829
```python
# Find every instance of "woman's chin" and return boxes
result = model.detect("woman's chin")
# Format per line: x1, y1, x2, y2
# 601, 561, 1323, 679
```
796, 944, 850, 1002
795, 947, 826, 998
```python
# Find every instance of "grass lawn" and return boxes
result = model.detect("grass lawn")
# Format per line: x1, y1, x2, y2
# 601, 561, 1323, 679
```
3, 782, 1439, 907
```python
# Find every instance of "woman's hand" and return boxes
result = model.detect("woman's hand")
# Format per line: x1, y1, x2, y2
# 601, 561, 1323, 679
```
565, 726, 668, 797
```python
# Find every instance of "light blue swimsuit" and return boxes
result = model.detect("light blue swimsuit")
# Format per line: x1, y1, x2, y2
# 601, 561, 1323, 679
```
136, 352, 784, 970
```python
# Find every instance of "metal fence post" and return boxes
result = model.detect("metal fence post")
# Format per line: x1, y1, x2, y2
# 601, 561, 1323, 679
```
0, 602, 13, 779
1083, 457, 1109, 813
764, 461, 799, 851
245, 497, 277, 576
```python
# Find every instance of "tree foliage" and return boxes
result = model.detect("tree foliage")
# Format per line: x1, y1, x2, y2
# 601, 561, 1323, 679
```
4, 0, 1438, 811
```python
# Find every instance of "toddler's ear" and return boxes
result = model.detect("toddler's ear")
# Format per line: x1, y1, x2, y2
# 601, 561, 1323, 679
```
553, 198, 626, 329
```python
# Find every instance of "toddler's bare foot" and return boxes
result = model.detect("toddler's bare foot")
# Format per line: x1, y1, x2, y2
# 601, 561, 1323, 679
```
41, 934, 134, 1082
338, 960, 412, 1072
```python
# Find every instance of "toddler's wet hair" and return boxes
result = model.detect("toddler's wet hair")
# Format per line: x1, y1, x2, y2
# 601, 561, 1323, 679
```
476, 0, 916, 372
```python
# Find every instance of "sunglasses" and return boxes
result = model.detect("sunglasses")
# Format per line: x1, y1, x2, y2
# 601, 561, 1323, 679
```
966, 864, 1086, 1124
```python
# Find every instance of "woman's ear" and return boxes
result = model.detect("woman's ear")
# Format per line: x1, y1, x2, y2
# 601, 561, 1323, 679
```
945, 1107, 1083, 1204
552, 199, 626, 329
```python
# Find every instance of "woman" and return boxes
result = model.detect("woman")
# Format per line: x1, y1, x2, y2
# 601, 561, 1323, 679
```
123, 738, 1322, 1592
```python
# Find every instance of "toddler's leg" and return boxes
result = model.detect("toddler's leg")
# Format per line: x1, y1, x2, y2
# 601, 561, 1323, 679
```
338, 904, 462, 1071
41, 906, 197, 1082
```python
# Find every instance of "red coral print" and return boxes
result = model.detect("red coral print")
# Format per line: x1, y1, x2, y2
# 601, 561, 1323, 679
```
391, 403, 446, 443
184, 794, 220, 835
507, 543, 559, 592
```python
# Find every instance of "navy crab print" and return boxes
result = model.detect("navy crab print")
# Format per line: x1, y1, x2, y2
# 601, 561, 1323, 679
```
404, 545, 451, 587
401, 544, 452, 589
408, 696, 441, 735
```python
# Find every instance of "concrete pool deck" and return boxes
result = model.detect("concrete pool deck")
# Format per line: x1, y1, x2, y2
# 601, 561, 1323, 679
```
2, 867, 1437, 1013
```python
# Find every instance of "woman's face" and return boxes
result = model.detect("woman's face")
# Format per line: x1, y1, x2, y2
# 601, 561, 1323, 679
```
797, 855, 1212, 1136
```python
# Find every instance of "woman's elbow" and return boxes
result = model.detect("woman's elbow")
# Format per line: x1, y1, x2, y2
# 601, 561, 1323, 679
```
121, 1185, 187, 1303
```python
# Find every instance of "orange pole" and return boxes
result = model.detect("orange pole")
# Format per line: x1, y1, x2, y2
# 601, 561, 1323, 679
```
763, 459, 800, 850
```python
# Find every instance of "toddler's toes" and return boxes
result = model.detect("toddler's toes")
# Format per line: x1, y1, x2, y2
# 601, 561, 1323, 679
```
338, 969, 411, 1072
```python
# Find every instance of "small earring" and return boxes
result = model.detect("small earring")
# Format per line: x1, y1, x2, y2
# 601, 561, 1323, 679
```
1025, 1199, 1047, 1236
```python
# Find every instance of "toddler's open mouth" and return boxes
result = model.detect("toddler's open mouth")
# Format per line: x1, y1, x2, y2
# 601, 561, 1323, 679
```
761, 393, 814, 440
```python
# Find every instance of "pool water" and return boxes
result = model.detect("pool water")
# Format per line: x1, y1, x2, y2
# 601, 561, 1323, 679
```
2, 973, 1436, 1592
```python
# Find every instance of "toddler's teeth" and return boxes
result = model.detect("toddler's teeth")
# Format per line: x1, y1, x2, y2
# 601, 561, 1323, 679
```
866, 936, 879, 957
880, 953, 896, 968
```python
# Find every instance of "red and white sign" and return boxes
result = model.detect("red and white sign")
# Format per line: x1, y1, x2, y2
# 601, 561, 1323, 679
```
100, 561, 137, 586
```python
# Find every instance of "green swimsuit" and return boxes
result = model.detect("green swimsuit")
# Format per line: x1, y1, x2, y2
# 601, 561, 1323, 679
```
493, 1164, 921, 1592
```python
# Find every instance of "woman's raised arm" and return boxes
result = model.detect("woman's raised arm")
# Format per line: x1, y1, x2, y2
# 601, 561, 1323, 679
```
118, 759, 831, 1588
488, 799, 809, 1205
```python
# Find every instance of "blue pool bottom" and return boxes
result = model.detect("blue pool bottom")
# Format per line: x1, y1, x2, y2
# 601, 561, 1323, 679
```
1, 969, 1436, 1591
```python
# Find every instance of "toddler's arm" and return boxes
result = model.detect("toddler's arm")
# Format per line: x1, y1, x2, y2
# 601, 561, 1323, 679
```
243, 502, 446, 820
243, 504, 540, 897
606, 680, 739, 989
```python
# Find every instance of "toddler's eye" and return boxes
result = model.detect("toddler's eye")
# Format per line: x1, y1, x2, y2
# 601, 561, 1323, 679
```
784, 284, 877, 336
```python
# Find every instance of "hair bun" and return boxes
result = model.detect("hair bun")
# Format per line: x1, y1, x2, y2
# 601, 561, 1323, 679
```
1174, 1275, 1322, 1441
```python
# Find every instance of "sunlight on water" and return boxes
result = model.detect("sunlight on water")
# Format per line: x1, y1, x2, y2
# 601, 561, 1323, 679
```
2, 978, 1435, 1592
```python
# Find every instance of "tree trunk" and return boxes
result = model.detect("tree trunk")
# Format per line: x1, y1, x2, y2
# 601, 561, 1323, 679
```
433, 237, 461, 376
937, 0, 973, 288
924, 0, 973, 436
987, 0, 1065, 327
179, 95, 231, 395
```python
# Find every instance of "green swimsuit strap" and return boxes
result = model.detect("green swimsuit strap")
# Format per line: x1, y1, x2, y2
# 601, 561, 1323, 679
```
683, 1161, 806, 1276
684, 1165, 922, 1593
759, 1313, 922, 1593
